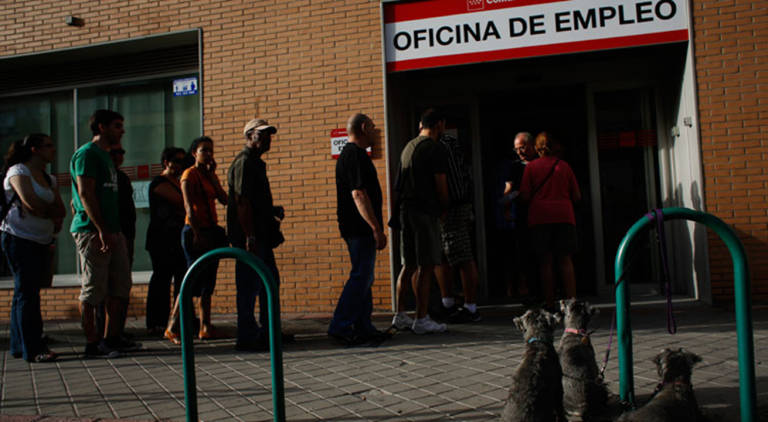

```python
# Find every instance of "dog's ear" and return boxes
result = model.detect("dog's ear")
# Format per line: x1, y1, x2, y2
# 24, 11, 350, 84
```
548, 311, 563, 327
513, 316, 525, 333
684, 350, 702, 366
559, 299, 567, 313
652, 349, 668, 367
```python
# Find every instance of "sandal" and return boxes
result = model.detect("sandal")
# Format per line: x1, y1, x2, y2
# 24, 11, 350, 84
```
164, 328, 181, 345
198, 324, 224, 340
33, 351, 58, 363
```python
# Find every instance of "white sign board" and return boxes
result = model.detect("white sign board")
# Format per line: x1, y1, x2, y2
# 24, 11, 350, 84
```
173, 77, 198, 96
330, 128, 372, 159
384, 0, 689, 72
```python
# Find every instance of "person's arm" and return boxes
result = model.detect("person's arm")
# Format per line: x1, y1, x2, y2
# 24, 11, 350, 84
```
352, 188, 386, 250
570, 168, 582, 203
152, 182, 184, 209
235, 193, 259, 253
8, 175, 50, 217
51, 187, 66, 233
519, 166, 532, 203
203, 159, 228, 205
181, 178, 203, 244
76, 175, 112, 252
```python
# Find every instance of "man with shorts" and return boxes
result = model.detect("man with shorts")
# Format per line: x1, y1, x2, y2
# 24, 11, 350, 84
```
328, 113, 387, 345
391, 108, 450, 334
71, 109, 137, 357
434, 133, 481, 323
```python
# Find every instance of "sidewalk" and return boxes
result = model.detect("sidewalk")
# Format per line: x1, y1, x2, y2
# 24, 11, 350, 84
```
1, 302, 766, 421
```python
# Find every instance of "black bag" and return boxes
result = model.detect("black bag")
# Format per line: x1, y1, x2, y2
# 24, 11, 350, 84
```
269, 216, 285, 249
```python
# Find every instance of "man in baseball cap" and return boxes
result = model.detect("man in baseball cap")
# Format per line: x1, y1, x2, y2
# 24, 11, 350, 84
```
228, 117, 288, 351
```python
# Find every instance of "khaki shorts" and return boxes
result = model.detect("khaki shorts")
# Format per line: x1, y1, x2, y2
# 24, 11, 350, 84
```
73, 232, 132, 304
400, 207, 442, 267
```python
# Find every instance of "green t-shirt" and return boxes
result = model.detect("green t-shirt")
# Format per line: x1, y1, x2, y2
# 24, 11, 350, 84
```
69, 142, 121, 233
399, 135, 449, 216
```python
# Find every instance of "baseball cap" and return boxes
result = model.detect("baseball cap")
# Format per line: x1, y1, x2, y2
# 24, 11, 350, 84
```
243, 118, 277, 136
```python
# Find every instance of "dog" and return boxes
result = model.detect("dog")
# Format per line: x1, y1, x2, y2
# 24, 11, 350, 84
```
557, 299, 610, 421
617, 348, 704, 422
500, 308, 565, 422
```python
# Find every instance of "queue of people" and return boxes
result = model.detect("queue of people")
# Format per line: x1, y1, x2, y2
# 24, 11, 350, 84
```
1, 107, 581, 362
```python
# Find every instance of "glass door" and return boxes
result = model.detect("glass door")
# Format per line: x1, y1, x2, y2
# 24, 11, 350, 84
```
593, 88, 662, 290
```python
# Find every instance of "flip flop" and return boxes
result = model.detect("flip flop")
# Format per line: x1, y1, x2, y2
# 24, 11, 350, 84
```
164, 329, 181, 345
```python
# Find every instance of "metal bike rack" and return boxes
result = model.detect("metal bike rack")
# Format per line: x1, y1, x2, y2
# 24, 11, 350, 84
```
178, 247, 285, 422
614, 207, 756, 421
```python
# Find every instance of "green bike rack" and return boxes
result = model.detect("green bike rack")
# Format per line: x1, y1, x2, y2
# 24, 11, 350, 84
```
614, 207, 756, 421
178, 247, 285, 422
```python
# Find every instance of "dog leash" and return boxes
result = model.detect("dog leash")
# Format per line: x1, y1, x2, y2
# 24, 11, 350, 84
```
646, 209, 677, 334
599, 310, 615, 381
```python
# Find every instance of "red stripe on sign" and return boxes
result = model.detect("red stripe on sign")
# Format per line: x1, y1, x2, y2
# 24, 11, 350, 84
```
386, 29, 689, 72
384, 0, 569, 24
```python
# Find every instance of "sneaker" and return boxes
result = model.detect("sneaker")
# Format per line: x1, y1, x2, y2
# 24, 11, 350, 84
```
432, 304, 460, 322
411, 315, 447, 334
84, 341, 120, 359
449, 307, 483, 324
392, 312, 414, 331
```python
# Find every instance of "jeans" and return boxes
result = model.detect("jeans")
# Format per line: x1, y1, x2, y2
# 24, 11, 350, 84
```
328, 235, 377, 336
1, 232, 46, 361
145, 245, 186, 329
235, 244, 281, 345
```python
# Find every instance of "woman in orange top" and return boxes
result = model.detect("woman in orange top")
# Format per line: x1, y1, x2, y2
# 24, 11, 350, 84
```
165, 136, 228, 344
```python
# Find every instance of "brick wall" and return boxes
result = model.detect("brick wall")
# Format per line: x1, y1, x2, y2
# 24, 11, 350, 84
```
0, 0, 392, 322
692, 0, 768, 304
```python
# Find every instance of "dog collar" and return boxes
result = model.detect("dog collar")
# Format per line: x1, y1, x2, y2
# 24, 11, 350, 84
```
565, 328, 594, 336
528, 337, 549, 344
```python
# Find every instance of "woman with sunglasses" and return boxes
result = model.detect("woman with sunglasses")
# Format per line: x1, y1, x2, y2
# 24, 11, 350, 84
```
145, 147, 187, 335
1, 133, 65, 363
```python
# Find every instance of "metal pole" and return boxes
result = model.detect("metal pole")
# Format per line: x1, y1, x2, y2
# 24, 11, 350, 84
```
179, 247, 286, 422
614, 207, 755, 421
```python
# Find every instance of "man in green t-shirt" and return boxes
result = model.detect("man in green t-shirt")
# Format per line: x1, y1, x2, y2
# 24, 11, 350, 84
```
391, 108, 451, 334
70, 109, 136, 358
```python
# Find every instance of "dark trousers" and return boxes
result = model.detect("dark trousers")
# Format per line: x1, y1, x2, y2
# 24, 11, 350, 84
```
328, 235, 377, 336
2, 232, 46, 361
145, 245, 186, 329
235, 244, 281, 345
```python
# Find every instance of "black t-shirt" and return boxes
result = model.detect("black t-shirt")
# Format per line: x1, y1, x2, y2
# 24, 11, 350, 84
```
146, 175, 184, 251
117, 169, 136, 241
336, 142, 383, 238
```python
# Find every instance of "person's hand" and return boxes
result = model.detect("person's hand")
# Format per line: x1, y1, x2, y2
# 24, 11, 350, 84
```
273, 206, 285, 221
374, 228, 387, 250
98, 231, 115, 253
52, 216, 63, 233
207, 158, 217, 173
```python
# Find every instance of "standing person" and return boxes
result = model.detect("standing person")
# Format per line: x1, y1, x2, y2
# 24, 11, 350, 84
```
327, 113, 387, 345
520, 132, 581, 309
95, 143, 137, 340
165, 136, 227, 344
145, 147, 186, 335
1, 134, 65, 363
71, 109, 137, 357
391, 108, 450, 334
434, 133, 481, 323
227, 118, 288, 351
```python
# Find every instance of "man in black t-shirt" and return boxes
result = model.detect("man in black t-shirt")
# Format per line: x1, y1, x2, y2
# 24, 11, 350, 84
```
328, 113, 387, 345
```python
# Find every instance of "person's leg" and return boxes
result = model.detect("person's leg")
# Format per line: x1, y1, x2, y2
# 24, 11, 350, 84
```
146, 248, 173, 330
350, 237, 377, 335
413, 264, 434, 319
330, 236, 365, 335
2, 233, 46, 361
235, 258, 259, 345
105, 233, 132, 342
75, 232, 110, 352
256, 247, 280, 334
559, 254, 577, 299
539, 253, 555, 309
458, 259, 479, 307
434, 261, 455, 307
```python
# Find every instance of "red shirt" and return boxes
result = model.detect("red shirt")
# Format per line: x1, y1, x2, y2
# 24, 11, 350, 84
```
520, 156, 580, 226
181, 166, 218, 228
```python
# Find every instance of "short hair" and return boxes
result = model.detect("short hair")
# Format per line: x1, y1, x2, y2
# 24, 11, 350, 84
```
346, 113, 370, 138
89, 109, 124, 135
420, 108, 445, 130
535, 131, 555, 156
160, 147, 185, 165
189, 136, 213, 155
515, 132, 533, 145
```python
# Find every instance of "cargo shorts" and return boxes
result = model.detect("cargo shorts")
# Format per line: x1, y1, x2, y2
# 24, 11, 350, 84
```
73, 231, 132, 304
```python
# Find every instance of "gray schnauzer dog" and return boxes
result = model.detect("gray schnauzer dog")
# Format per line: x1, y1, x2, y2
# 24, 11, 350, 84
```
558, 299, 610, 421
617, 348, 704, 422
500, 309, 565, 422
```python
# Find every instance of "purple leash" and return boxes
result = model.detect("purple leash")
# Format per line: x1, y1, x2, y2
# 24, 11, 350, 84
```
599, 310, 615, 381
646, 209, 677, 334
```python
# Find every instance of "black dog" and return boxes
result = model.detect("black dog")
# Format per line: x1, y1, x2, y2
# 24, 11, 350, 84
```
557, 299, 610, 421
500, 308, 565, 422
617, 348, 704, 422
